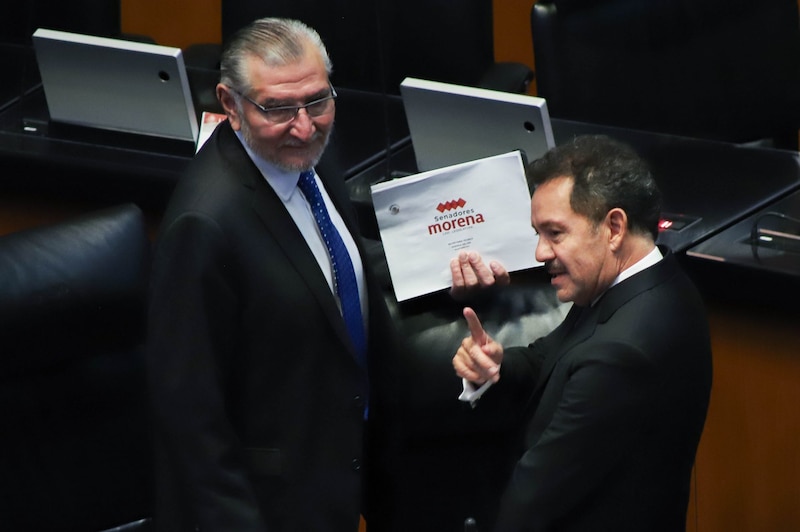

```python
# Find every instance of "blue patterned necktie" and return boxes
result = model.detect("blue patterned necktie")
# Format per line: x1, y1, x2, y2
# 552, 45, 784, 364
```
297, 170, 366, 364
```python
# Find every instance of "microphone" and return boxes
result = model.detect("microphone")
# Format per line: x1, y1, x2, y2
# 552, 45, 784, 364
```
464, 517, 479, 532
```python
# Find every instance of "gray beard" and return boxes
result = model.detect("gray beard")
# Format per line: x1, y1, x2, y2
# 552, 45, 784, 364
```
240, 119, 333, 173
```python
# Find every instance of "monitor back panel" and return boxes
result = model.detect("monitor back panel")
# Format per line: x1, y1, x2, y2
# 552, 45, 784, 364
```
400, 77, 555, 172
32, 28, 198, 142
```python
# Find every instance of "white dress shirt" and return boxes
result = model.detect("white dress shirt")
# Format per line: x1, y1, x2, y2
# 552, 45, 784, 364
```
235, 131, 368, 326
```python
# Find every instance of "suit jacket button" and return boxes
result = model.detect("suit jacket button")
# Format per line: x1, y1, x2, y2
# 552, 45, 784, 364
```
351, 459, 362, 471
353, 395, 364, 409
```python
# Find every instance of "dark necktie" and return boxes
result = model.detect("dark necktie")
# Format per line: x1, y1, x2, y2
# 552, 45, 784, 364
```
297, 170, 366, 364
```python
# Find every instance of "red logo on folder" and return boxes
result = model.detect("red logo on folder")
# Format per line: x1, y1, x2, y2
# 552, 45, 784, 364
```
436, 198, 467, 212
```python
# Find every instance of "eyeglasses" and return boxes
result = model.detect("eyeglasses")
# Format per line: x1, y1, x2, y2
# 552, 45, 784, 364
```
236, 86, 338, 124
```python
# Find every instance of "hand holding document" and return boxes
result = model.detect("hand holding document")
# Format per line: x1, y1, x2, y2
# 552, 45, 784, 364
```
370, 150, 541, 301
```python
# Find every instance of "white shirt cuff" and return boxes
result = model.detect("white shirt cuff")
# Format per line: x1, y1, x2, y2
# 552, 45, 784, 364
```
458, 378, 494, 406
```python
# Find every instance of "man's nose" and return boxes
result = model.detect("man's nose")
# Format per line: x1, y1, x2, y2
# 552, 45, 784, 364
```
290, 108, 315, 140
535, 238, 553, 263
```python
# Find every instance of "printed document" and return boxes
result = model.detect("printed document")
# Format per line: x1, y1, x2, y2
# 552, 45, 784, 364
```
370, 150, 541, 301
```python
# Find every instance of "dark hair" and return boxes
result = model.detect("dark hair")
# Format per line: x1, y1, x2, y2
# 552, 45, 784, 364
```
527, 135, 662, 240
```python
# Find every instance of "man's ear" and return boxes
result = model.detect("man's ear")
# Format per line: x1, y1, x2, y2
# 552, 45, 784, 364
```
216, 83, 241, 130
607, 208, 627, 251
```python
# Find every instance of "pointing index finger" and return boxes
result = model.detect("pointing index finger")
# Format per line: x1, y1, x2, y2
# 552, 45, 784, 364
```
463, 307, 487, 346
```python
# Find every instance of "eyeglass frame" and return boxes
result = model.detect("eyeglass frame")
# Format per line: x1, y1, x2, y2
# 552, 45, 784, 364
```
233, 85, 338, 124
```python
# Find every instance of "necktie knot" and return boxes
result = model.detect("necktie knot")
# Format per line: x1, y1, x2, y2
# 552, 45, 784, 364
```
298, 169, 315, 188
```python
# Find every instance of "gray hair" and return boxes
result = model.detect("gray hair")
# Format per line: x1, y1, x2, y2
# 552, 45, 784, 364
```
220, 17, 333, 95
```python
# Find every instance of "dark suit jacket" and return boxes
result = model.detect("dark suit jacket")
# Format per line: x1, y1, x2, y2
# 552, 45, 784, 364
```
146, 121, 400, 532
483, 252, 712, 532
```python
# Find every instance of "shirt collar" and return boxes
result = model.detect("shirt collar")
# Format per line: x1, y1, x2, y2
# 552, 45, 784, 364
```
234, 129, 307, 201
612, 245, 663, 288
592, 245, 663, 306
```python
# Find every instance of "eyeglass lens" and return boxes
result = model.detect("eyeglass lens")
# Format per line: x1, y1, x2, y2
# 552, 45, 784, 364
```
262, 94, 335, 123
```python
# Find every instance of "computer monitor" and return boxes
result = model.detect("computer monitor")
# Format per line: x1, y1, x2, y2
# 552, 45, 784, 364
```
32, 28, 198, 143
400, 77, 555, 172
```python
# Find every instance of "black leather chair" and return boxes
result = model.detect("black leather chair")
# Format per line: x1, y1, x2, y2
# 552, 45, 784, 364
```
530, 0, 800, 149
379, 273, 569, 532
359, 212, 569, 530
0, 203, 153, 531
2, 0, 120, 46
0, 198, 563, 532
372, 0, 533, 93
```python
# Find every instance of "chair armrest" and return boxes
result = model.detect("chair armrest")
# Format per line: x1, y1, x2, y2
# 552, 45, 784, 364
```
0, 203, 149, 375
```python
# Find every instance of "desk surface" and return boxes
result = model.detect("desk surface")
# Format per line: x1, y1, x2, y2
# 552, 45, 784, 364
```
2, 39, 799, 254
0, 82, 410, 210
0, 43, 410, 209
0, 44, 40, 114
349, 119, 800, 254
686, 188, 800, 278
553, 120, 800, 253
0, 84, 409, 171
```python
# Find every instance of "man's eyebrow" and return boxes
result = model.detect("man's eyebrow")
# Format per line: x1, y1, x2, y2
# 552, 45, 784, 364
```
535, 220, 565, 232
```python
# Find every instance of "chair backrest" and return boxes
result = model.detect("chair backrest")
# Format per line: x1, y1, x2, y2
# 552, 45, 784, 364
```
1, 0, 120, 45
0, 203, 153, 531
531, 0, 800, 149
221, 0, 497, 93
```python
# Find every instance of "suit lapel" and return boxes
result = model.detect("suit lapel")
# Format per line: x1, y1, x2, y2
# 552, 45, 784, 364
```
217, 124, 359, 360
529, 251, 679, 396
531, 303, 597, 394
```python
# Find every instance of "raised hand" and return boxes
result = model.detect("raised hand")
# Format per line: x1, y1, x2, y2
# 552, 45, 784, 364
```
453, 307, 504, 385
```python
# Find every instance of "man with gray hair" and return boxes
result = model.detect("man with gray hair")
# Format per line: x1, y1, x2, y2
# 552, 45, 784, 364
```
147, 16, 467, 531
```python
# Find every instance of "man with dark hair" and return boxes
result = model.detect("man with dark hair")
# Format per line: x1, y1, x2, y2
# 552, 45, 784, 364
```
454, 135, 713, 531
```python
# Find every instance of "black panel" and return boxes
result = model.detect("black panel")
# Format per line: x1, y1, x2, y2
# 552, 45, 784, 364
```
1, 0, 120, 45
221, 0, 495, 94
